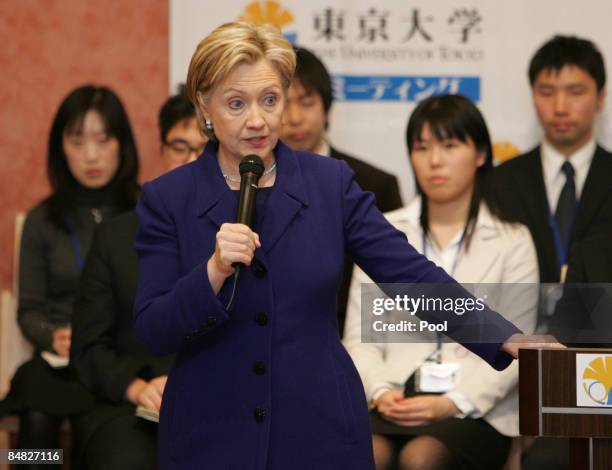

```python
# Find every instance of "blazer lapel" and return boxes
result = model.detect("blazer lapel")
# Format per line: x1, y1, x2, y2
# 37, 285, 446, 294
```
517, 149, 552, 234
259, 141, 309, 255
195, 141, 309, 255
515, 148, 559, 278
571, 146, 612, 242
195, 142, 237, 228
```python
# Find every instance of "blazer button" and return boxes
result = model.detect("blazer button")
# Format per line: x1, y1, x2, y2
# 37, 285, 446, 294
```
253, 361, 266, 375
206, 316, 217, 327
253, 406, 266, 422
252, 258, 267, 278
255, 312, 268, 326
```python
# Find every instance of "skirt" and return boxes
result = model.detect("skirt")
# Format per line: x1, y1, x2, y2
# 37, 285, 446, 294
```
371, 411, 511, 470
0, 354, 95, 417
370, 374, 511, 470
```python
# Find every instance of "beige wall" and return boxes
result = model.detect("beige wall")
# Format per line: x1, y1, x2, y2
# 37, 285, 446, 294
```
0, 0, 169, 289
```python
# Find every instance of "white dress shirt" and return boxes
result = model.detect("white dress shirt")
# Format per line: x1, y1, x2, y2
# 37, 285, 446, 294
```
417, 231, 476, 417
423, 231, 463, 277
541, 139, 596, 212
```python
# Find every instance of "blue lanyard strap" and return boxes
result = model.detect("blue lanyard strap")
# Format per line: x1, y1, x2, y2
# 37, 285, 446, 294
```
64, 213, 85, 271
547, 203, 579, 269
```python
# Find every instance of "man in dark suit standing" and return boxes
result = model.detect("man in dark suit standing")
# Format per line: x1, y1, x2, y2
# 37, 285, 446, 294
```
70, 86, 207, 469
494, 35, 611, 470
281, 46, 403, 335
495, 36, 612, 286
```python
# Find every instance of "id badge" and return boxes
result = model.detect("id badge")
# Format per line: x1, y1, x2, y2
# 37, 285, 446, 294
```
415, 362, 461, 393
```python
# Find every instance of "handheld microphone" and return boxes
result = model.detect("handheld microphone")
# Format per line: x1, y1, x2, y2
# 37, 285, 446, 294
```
234, 154, 265, 273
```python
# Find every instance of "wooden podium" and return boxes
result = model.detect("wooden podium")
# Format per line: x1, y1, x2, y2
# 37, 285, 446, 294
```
520, 348, 612, 469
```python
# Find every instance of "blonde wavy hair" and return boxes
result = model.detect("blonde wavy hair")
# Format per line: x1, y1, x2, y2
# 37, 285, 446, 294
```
186, 22, 296, 139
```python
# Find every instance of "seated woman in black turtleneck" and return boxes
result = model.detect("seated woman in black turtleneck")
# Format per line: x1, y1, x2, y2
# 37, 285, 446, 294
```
0, 85, 139, 464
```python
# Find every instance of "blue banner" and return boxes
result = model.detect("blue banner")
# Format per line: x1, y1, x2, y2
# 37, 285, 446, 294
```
333, 75, 480, 102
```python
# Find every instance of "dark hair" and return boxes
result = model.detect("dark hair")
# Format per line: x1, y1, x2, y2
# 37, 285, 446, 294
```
46, 85, 139, 230
406, 94, 508, 250
158, 84, 197, 143
293, 46, 333, 114
528, 35, 606, 91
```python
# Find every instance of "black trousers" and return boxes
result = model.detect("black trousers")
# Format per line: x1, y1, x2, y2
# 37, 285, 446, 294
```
83, 414, 158, 470
17, 410, 77, 469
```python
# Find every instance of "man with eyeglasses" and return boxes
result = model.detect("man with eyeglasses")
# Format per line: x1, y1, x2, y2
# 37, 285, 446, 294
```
69, 85, 207, 469
160, 85, 208, 168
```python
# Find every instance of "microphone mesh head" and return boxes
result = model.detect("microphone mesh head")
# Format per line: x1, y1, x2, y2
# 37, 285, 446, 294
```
239, 154, 265, 177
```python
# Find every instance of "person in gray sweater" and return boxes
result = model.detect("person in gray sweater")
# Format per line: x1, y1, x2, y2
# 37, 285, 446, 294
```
0, 85, 139, 467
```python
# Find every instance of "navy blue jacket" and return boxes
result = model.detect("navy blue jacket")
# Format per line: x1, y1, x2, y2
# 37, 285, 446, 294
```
134, 141, 519, 469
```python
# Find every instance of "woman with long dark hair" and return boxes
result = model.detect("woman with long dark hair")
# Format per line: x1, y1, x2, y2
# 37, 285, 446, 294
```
0, 85, 139, 463
344, 94, 539, 470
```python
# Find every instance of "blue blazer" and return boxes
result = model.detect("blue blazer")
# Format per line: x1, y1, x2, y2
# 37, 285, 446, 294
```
134, 141, 519, 469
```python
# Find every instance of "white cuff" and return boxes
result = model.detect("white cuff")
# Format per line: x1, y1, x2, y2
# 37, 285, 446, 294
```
368, 384, 394, 408
444, 391, 480, 418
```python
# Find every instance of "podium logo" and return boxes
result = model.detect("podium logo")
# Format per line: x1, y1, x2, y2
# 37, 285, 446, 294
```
238, 1, 297, 44
576, 354, 612, 407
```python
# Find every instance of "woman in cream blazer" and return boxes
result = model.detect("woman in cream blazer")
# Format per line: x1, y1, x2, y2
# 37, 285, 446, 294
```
344, 95, 539, 470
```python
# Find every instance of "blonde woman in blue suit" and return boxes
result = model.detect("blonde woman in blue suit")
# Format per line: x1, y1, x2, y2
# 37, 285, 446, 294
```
134, 23, 556, 468
344, 95, 539, 470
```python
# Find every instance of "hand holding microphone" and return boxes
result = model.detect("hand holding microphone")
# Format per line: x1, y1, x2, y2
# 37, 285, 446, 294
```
208, 223, 261, 282
207, 155, 265, 295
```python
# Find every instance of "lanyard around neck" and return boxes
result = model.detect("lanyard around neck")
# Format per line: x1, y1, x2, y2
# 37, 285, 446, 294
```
421, 225, 467, 358
547, 204, 579, 270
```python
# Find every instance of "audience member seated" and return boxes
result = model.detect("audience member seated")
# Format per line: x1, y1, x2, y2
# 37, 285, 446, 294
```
280, 46, 402, 336
344, 94, 538, 470
0, 85, 139, 467
70, 85, 206, 470
494, 35, 612, 286
494, 35, 612, 470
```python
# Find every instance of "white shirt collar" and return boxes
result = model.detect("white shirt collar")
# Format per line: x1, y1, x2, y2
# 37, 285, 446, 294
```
423, 229, 463, 268
385, 197, 502, 278
314, 139, 330, 157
